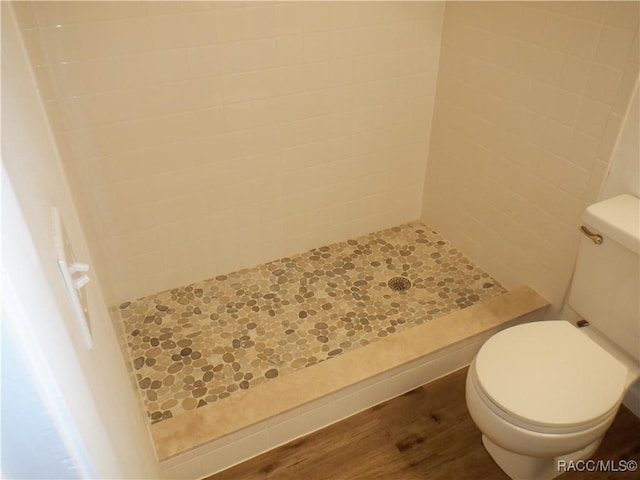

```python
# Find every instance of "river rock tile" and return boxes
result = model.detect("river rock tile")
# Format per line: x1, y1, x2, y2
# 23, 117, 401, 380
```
113, 222, 505, 424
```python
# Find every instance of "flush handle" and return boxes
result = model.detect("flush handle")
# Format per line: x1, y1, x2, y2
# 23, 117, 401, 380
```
580, 225, 603, 245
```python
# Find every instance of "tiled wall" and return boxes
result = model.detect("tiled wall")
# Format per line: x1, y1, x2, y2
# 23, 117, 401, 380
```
15, 1, 445, 304
3, 5, 159, 476
601, 82, 639, 199
421, 1, 639, 310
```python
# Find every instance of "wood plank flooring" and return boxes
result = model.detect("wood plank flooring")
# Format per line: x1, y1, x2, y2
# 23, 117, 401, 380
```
207, 368, 640, 480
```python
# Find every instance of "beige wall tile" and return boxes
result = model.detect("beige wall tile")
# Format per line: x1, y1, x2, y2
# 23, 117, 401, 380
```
114, 16, 154, 54
595, 25, 636, 68
566, 18, 602, 59
214, 7, 248, 44
575, 97, 611, 138
32, 66, 56, 100
20, 0, 443, 303
585, 64, 624, 105
20, 27, 46, 65
422, 1, 638, 312
604, 1, 640, 29
247, 4, 276, 39
275, 2, 302, 36
558, 54, 592, 94
21, 0, 635, 314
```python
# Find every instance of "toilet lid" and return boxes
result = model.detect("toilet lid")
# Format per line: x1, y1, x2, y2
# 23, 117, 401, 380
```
475, 321, 627, 428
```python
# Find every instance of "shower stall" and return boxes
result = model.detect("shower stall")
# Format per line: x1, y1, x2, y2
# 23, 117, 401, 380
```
5, 1, 638, 478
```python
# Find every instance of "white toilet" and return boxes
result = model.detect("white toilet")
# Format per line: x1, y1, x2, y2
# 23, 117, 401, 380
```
466, 194, 640, 480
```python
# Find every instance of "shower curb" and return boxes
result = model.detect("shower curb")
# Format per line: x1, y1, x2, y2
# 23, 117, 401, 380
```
153, 286, 549, 479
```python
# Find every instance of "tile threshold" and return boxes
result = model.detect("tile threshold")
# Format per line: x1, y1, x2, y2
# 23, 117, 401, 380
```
151, 286, 548, 461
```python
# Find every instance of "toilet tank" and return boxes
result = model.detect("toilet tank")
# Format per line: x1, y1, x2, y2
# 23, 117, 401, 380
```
568, 194, 640, 361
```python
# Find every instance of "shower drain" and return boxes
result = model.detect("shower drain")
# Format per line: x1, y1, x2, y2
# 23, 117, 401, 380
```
387, 277, 412, 291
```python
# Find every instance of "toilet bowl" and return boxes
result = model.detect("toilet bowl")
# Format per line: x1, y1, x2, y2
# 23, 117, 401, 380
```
465, 321, 629, 480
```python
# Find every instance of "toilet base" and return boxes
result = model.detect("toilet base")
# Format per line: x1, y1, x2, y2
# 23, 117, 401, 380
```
482, 435, 603, 480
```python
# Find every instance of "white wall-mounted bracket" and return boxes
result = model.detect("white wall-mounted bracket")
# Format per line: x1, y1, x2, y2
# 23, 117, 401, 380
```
52, 207, 92, 349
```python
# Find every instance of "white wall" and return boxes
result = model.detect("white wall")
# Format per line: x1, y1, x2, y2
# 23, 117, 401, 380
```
601, 81, 640, 199
1, 307, 86, 479
421, 1, 639, 311
1, 4, 158, 477
588, 80, 640, 419
17, 1, 446, 304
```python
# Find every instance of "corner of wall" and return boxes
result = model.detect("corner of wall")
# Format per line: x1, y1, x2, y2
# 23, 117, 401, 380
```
3, 3, 159, 477
419, 2, 640, 311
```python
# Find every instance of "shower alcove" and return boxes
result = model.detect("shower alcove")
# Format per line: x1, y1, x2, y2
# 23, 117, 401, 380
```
9, 0, 640, 477
112, 222, 547, 478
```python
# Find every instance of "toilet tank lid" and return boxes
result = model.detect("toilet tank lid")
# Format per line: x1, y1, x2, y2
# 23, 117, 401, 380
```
583, 194, 640, 255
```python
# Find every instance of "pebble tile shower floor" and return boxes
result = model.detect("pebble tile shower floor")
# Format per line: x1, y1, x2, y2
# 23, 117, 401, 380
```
114, 222, 506, 425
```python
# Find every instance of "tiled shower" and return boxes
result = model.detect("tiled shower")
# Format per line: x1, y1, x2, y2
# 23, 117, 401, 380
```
115, 222, 505, 424
16, 1, 446, 303
15, 1, 638, 311
7, 1, 639, 478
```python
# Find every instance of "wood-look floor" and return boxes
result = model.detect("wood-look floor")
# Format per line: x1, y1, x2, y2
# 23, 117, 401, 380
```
207, 368, 640, 480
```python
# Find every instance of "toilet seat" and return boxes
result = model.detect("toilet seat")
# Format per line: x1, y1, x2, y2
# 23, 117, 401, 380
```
474, 321, 627, 433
